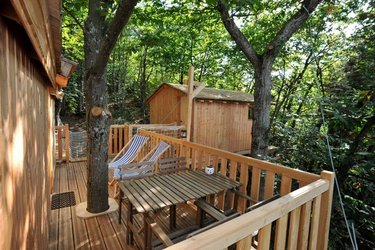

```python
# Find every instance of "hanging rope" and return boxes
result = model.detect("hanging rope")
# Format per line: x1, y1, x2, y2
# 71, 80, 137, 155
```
303, 5, 358, 250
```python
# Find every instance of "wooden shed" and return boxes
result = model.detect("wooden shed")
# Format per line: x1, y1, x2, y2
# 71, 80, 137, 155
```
147, 83, 254, 153
0, 1, 67, 249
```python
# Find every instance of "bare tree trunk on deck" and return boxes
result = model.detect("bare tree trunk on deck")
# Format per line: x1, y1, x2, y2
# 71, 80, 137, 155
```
84, 0, 137, 213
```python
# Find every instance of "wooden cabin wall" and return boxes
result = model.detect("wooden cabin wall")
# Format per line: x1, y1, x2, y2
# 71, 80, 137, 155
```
193, 101, 252, 152
0, 17, 54, 250
149, 86, 184, 124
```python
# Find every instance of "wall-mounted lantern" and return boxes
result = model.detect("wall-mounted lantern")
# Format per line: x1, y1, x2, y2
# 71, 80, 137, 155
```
55, 57, 78, 88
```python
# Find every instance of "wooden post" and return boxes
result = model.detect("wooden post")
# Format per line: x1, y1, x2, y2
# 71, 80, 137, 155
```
64, 124, 70, 162
317, 171, 335, 250
108, 126, 113, 155
185, 66, 205, 142
186, 66, 194, 141
58, 127, 62, 160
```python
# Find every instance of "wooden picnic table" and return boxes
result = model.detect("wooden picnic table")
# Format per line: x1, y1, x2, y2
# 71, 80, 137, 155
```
118, 169, 240, 249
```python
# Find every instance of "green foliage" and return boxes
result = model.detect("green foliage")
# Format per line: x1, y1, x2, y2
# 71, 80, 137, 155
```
269, 2, 375, 248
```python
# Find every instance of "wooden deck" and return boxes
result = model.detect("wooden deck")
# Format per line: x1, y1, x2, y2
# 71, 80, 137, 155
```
49, 161, 197, 249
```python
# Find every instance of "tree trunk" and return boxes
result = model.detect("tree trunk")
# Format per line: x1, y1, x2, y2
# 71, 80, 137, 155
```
84, 3, 110, 213
251, 60, 273, 158
217, 0, 323, 159
85, 75, 110, 212
84, 0, 137, 213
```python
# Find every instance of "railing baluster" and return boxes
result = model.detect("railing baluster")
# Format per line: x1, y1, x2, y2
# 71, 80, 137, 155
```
298, 201, 312, 250
309, 195, 322, 250
287, 206, 301, 250
250, 167, 261, 205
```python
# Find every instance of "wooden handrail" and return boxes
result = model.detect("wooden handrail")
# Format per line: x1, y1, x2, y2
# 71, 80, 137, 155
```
166, 179, 329, 250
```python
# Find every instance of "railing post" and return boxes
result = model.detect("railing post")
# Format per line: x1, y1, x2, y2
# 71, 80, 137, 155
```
57, 127, 62, 160
64, 124, 70, 162
108, 125, 113, 156
317, 171, 335, 250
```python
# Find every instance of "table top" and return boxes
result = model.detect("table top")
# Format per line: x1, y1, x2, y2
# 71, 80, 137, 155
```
118, 170, 240, 213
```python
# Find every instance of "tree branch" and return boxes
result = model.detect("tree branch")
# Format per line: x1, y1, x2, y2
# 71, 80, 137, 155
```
265, 0, 323, 59
92, 0, 138, 76
217, 0, 260, 67
62, 5, 84, 31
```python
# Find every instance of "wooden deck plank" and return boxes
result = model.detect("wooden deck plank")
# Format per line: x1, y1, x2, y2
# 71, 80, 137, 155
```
50, 161, 203, 250
58, 164, 75, 250
74, 161, 106, 249
49, 164, 61, 250
97, 214, 123, 249
108, 211, 128, 249
67, 162, 90, 249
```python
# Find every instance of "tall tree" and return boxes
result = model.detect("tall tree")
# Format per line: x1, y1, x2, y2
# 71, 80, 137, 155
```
217, 0, 323, 159
84, 0, 137, 213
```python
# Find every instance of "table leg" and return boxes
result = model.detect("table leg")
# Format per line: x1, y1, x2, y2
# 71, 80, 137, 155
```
126, 201, 134, 245
118, 189, 122, 224
169, 204, 176, 230
196, 206, 205, 228
144, 213, 152, 250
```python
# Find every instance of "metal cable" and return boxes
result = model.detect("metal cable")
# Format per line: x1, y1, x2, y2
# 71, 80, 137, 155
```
302, 6, 358, 249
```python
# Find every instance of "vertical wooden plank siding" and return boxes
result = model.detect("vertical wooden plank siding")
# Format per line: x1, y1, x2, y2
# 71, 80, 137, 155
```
0, 16, 53, 250
10, 0, 56, 83
149, 86, 182, 124
194, 101, 252, 153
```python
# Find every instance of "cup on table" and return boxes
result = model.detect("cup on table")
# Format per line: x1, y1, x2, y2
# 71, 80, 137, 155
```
205, 165, 214, 175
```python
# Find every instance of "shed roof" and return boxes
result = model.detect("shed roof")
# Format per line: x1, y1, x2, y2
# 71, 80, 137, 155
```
147, 83, 254, 104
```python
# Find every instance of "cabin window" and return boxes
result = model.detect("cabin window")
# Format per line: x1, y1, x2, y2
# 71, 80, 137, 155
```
248, 107, 253, 120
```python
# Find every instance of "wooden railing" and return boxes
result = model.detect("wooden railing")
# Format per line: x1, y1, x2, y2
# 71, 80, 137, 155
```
55, 124, 70, 162
137, 130, 334, 250
108, 124, 129, 157
56, 124, 184, 160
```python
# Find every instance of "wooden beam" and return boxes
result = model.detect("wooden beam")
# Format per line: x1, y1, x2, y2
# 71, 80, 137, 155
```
0, 1, 21, 24
149, 222, 174, 247
191, 82, 205, 98
10, 0, 57, 85
186, 66, 194, 142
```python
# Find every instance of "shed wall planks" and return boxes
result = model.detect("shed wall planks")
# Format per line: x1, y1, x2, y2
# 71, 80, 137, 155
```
194, 101, 252, 152
0, 17, 54, 250
149, 86, 184, 125
148, 84, 253, 153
